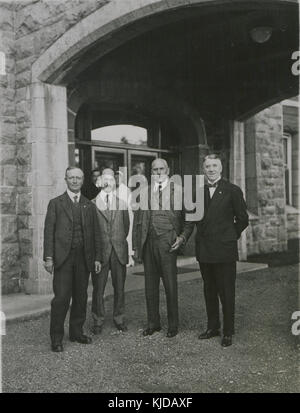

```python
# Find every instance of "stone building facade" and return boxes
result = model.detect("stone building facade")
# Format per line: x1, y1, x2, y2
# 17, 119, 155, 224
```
0, 0, 299, 294
245, 101, 299, 256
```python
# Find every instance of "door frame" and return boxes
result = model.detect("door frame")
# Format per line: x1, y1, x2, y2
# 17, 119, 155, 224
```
128, 149, 158, 177
80, 143, 180, 184
91, 146, 127, 170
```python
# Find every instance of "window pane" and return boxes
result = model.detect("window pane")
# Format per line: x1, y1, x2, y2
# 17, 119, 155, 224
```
91, 125, 147, 146
93, 151, 125, 172
285, 168, 290, 205
74, 148, 80, 167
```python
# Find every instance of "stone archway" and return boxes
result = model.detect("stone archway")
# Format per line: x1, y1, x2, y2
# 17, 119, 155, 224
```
32, 0, 298, 86
67, 79, 208, 191
67, 80, 207, 145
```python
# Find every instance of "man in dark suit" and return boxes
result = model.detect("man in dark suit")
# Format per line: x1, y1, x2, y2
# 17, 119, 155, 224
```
44, 166, 101, 352
132, 158, 187, 338
184, 154, 249, 347
91, 168, 130, 334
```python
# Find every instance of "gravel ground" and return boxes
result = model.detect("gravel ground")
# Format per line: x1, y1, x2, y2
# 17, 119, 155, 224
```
2, 264, 300, 393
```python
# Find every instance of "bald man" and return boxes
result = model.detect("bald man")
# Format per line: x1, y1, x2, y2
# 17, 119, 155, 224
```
91, 168, 130, 334
132, 158, 188, 338
44, 166, 101, 352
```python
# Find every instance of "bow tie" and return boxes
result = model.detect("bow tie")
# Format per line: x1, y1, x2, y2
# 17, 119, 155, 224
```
206, 182, 218, 188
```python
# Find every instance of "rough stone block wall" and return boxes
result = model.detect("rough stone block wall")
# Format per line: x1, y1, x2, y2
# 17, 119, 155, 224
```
287, 207, 300, 240
1, 0, 109, 293
245, 104, 288, 256
0, 2, 21, 293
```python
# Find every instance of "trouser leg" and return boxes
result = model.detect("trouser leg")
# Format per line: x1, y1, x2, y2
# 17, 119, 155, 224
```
215, 262, 236, 336
69, 246, 90, 338
50, 252, 74, 344
91, 262, 110, 327
110, 249, 127, 326
199, 262, 220, 331
143, 236, 161, 329
159, 231, 179, 331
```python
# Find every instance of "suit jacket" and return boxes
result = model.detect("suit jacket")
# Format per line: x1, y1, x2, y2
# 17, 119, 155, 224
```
183, 179, 249, 263
92, 194, 130, 265
132, 181, 187, 260
43, 192, 101, 271
82, 183, 100, 201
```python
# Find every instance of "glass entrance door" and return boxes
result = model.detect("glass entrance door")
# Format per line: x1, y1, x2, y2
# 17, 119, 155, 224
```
92, 147, 127, 172
128, 150, 158, 183
91, 147, 158, 184
88, 146, 179, 184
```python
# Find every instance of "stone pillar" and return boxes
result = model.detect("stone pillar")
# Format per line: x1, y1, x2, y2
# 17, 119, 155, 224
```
292, 130, 300, 209
229, 121, 247, 261
245, 104, 287, 255
24, 82, 68, 294
0, 4, 21, 294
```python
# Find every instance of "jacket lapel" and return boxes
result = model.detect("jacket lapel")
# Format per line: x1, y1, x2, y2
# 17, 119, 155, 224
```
95, 194, 109, 221
79, 194, 89, 226
202, 179, 226, 228
162, 181, 171, 209
60, 192, 73, 222
148, 184, 154, 209
110, 193, 118, 223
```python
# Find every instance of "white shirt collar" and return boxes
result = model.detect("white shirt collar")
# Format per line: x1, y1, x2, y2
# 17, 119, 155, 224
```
207, 176, 222, 186
67, 189, 81, 202
96, 189, 116, 211
154, 178, 169, 192
100, 189, 114, 201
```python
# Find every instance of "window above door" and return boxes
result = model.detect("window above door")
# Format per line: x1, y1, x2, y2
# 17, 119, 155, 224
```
91, 125, 148, 147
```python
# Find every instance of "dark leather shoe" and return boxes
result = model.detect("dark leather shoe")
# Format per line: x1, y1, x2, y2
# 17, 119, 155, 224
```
143, 327, 161, 336
198, 329, 220, 339
166, 330, 178, 338
51, 343, 63, 352
70, 334, 92, 344
221, 336, 232, 347
92, 326, 102, 335
115, 323, 128, 332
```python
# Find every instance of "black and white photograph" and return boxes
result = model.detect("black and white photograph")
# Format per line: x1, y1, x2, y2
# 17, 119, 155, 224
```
0, 0, 299, 397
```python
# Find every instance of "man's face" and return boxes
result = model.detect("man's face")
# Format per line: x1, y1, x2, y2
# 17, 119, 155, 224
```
92, 171, 100, 185
203, 158, 222, 182
151, 159, 169, 183
135, 165, 143, 175
65, 168, 84, 193
101, 174, 116, 193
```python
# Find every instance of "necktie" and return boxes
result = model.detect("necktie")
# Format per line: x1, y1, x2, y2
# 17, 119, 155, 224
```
74, 195, 78, 203
158, 183, 162, 209
106, 193, 110, 209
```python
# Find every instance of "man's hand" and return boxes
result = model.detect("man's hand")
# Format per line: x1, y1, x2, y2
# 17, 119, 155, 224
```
95, 261, 101, 274
133, 250, 142, 264
169, 236, 185, 252
44, 258, 54, 274
127, 255, 135, 267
